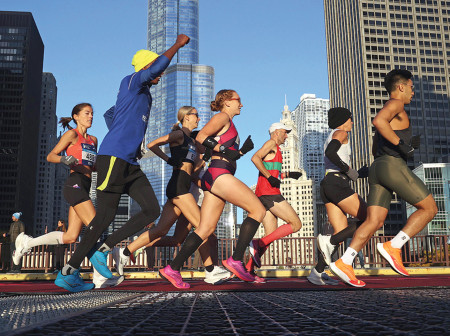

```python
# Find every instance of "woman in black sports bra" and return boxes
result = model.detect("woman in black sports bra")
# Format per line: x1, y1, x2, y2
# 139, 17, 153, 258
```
115, 106, 229, 283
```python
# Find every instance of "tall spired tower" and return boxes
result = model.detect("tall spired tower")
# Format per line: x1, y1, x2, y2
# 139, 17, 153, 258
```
140, 0, 215, 225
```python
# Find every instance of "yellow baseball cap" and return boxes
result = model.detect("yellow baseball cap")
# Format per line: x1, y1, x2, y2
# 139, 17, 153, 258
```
131, 50, 159, 72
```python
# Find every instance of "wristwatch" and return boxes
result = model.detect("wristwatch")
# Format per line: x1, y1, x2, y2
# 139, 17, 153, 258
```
219, 145, 226, 152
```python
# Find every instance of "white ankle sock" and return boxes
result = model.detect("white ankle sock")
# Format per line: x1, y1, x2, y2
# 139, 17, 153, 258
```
98, 243, 111, 252
390, 231, 410, 249
27, 231, 64, 248
341, 247, 358, 265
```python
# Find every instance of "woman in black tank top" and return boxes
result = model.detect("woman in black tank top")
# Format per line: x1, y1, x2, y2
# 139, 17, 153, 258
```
120, 106, 227, 283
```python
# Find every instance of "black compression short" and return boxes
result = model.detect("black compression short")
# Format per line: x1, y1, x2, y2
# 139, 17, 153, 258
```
320, 172, 355, 205
258, 194, 285, 211
63, 172, 92, 206
166, 169, 192, 200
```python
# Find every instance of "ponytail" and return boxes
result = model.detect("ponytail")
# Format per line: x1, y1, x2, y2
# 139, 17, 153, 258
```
210, 90, 235, 111
171, 123, 181, 131
173, 106, 195, 131
59, 117, 74, 130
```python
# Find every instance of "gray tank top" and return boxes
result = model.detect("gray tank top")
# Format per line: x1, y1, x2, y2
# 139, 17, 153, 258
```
324, 129, 351, 173
376, 126, 411, 160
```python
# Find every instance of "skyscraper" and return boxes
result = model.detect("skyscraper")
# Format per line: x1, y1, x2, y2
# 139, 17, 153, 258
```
0, 12, 44, 231
34, 73, 57, 235
324, 0, 450, 234
140, 0, 214, 220
53, 145, 70, 227
293, 94, 330, 230
407, 163, 449, 237
278, 104, 316, 239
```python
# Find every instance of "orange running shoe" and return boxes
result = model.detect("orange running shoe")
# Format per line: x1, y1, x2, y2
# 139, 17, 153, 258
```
330, 259, 366, 287
377, 241, 409, 276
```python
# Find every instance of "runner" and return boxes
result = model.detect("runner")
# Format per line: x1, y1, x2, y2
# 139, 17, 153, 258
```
159, 89, 264, 289
112, 108, 230, 284
55, 34, 190, 292
330, 69, 437, 287
246, 122, 304, 282
14, 103, 118, 288
306, 107, 368, 286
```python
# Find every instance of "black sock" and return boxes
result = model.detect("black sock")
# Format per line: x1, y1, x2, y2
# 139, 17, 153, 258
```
205, 264, 214, 272
315, 251, 327, 273
330, 221, 357, 245
171, 232, 203, 271
232, 217, 260, 261
123, 247, 131, 257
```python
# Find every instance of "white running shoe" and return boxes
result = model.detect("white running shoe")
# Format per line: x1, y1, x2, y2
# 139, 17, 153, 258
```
204, 265, 232, 285
317, 234, 335, 265
13, 232, 32, 265
92, 268, 124, 288
112, 247, 129, 276
307, 268, 340, 286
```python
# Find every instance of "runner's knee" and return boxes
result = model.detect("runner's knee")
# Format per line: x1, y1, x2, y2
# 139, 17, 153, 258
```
354, 219, 382, 241
290, 219, 302, 232
153, 226, 170, 238
248, 203, 265, 222
63, 233, 78, 244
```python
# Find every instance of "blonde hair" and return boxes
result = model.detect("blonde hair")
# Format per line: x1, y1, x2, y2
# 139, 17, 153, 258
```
210, 90, 235, 111
171, 106, 196, 131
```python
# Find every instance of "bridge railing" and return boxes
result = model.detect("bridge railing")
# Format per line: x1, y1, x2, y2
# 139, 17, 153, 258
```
1, 235, 448, 273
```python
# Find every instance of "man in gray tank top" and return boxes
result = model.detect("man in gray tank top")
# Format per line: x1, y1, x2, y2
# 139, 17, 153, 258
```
330, 69, 438, 287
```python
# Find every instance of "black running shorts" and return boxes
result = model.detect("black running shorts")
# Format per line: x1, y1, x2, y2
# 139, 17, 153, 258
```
320, 172, 355, 205
63, 172, 92, 206
258, 194, 286, 211
166, 169, 192, 200
96, 155, 147, 193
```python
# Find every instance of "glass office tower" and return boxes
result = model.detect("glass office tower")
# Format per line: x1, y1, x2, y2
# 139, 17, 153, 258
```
140, 0, 214, 225
407, 163, 449, 236
293, 94, 330, 231
34, 73, 58, 235
0, 12, 44, 232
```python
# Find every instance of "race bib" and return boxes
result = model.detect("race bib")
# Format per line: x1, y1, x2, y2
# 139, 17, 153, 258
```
81, 143, 97, 166
186, 142, 197, 162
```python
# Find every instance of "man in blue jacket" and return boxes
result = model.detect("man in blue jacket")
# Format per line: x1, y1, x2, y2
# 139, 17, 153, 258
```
56, 34, 190, 292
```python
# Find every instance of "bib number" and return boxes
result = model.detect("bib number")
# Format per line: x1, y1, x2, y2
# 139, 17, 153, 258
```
81, 143, 97, 166
186, 143, 197, 162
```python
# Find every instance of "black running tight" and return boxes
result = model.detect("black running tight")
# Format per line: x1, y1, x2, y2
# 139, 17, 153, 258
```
68, 175, 160, 269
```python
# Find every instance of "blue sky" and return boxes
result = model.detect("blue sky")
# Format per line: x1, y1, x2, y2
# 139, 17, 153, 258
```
4, 0, 329, 210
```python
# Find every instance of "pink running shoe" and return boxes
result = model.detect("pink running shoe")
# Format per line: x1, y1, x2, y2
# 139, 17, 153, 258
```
159, 265, 190, 289
222, 257, 255, 282
253, 275, 266, 284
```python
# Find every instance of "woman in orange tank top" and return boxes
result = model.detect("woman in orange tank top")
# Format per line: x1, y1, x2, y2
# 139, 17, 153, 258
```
47, 103, 97, 244
12, 103, 117, 287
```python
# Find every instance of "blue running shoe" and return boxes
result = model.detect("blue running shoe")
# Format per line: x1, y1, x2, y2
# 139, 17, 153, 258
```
89, 250, 112, 278
55, 270, 95, 292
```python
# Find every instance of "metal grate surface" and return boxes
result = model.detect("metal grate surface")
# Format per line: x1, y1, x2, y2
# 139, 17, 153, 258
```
2, 289, 449, 335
